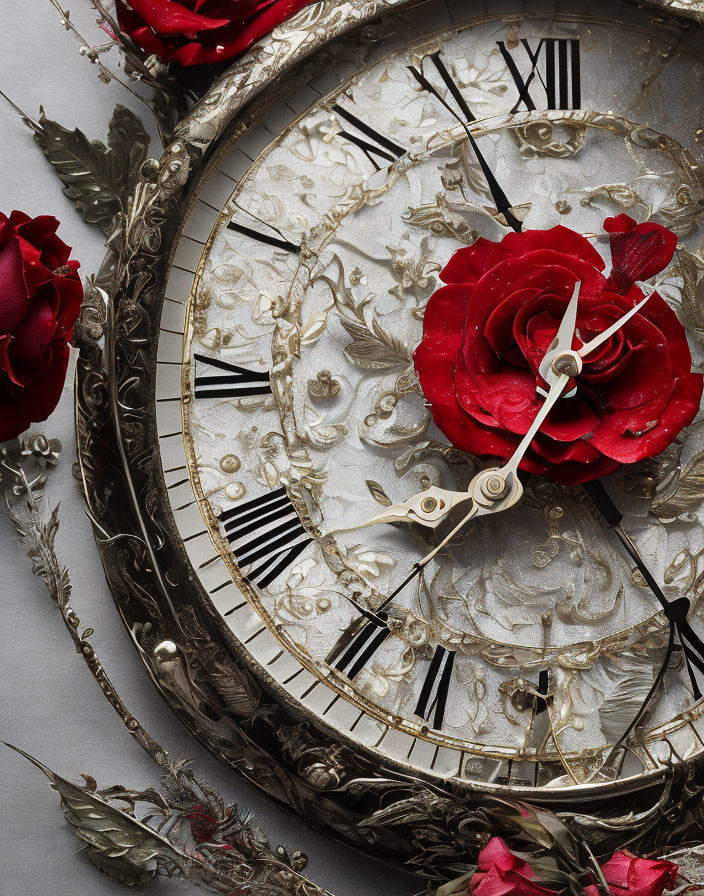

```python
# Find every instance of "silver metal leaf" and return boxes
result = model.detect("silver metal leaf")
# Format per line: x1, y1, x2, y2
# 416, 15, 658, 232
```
341, 316, 411, 370
26, 104, 150, 235
7, 744, 191, 888
366, 480, 393, 507
676, 248, 704, 343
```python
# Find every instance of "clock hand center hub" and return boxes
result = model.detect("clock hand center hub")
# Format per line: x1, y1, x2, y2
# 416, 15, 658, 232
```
550, 349, 582, 379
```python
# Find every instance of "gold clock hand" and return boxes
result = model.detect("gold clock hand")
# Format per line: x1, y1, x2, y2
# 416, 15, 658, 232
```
374, 371, 572, 609
330, 483, 475, 532
537, 280, 581, 398
576, 276, 664, 359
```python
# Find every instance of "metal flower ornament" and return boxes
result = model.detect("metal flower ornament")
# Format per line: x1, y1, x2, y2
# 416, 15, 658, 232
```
4, 2, 704, 896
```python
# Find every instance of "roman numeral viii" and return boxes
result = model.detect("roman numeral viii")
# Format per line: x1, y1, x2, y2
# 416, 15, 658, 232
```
497, 38, 581, 113
193, 353, 271, 400
221, 487, 312, 588
332, 104, 406, 171
414, 646, 455, 730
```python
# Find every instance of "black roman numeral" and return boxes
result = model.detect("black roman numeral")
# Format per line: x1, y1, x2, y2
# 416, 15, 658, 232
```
226, 219, 300, 254
221, 487, 311, 588
193, 353, 271, 400
330, 618, 390, 679
332, 104, 406, 171
497, 39, 581, 113
414, 646, 455, 730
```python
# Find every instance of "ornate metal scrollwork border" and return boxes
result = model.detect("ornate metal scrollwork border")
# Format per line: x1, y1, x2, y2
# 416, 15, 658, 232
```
74, 0, 704, 882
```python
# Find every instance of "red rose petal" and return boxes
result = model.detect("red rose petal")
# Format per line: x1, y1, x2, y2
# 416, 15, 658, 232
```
0, 340, 69, 441
0, 238, 29, 331
117, 0, 314, 67
440, 237, 513, 286
605, 214, 678, 294
477, 838, 534, 876
8, 296, 59, 381
124, 0, 230, 34
483, 286, 544, 357
590, 372, 702, 463
500, 225, 606, 271
599, 851, 678, 896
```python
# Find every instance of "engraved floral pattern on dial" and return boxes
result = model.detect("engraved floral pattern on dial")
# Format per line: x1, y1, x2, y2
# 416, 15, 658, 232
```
178, 7, 704, 787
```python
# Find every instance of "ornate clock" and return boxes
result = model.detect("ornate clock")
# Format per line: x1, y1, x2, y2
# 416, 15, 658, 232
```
76, 0, 704, 879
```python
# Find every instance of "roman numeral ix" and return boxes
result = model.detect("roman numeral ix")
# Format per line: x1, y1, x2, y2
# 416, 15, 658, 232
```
414, 646, 456, 730
497, 38, 581, 113
221, 487, 312, 588
193, 353, 271, 400
332, 104, 406, 171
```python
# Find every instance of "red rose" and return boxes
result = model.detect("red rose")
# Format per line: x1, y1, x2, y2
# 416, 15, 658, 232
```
116, 0, 315, 67
413, 216, 702, 486
468, 838, 558, 896
468, 840, 679, 896
0, 211, 83, 442
585, 852, 679, 896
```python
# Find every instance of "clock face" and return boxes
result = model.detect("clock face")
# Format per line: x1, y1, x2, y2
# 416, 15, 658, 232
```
154, 0, 704, 792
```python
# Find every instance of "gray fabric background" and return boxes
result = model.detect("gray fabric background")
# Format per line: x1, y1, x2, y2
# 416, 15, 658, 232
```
0, 5, 417, 894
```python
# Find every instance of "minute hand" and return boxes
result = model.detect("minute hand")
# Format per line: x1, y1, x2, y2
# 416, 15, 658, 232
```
379, 371, 572, 610
577, 278, 662, 358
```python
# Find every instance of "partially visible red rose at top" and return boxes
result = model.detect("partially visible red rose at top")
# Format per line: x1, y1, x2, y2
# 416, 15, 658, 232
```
469, 837, 678, 896
116, 0, 316, 67
0, 211, 83, 443
413, 215, 703, 486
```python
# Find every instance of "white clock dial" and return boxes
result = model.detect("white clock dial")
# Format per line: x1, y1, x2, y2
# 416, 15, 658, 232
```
154, 0, 704, 790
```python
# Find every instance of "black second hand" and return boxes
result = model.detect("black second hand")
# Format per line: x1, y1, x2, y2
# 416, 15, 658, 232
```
408, 58, 523, 234
584, 478, 704, 699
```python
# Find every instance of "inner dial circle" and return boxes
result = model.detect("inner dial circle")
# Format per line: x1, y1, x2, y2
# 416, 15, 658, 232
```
279, 111, 703, 652
181, 8, 704, 788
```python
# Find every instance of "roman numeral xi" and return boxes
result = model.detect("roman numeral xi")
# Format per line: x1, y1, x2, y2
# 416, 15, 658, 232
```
193, 353, 271, 400
221, 487, 312, 589
498, 38, 581, 113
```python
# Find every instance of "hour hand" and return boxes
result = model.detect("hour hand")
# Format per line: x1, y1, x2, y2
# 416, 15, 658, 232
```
333, 484, 475, 533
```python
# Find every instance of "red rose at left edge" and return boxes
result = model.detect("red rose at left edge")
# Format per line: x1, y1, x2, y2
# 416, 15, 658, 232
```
0, 211, 83, 442
116, 0, 315, 67
414, 216, 703, 486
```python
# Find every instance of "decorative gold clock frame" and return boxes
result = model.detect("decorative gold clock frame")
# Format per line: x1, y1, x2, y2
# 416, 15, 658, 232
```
75, 0, 704, 880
